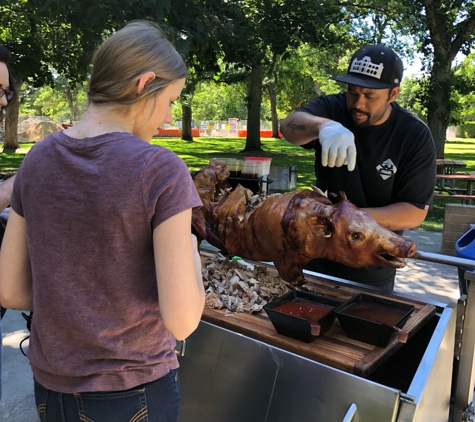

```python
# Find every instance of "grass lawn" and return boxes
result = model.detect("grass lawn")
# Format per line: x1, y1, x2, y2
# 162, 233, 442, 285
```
426, 138, 475, 232
3, 136, 475, 233
150, 136, 318, 188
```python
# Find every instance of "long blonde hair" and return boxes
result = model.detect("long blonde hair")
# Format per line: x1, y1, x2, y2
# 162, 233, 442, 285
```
88, 20, 187, 106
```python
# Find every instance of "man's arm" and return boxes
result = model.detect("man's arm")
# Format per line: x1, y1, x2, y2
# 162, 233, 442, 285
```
280, 111, 331, 145
363, 202, 428, 232
280, 112, 357, 171
0, 174, 16, 212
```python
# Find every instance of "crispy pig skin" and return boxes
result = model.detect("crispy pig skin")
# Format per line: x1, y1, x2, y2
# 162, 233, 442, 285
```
192, 162, 416, 286
192, 160, 230, 251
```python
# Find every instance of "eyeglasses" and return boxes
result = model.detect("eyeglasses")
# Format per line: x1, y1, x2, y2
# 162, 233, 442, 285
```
0, 87, 14, 101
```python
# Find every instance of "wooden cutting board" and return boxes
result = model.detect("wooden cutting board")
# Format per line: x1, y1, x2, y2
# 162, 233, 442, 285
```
200, 251, 436, 377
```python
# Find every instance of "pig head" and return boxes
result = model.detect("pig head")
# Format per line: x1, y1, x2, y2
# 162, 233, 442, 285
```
310, 193, 417, 271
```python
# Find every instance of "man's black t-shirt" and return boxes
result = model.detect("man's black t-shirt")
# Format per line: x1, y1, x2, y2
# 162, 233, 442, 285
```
298, 93, 437, 286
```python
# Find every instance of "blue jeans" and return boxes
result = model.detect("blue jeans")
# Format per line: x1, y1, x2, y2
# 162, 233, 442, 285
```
34, 369, 180, 422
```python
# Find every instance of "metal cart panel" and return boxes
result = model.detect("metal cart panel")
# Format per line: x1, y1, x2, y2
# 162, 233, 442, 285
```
178, 322, 403, 422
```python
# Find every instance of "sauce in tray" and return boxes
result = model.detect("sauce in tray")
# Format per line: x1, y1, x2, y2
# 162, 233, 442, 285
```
273, 298, 334, 320
341, 302, 409, 325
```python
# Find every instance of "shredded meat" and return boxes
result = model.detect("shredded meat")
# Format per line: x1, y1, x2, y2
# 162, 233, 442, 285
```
202, 254, 291, 314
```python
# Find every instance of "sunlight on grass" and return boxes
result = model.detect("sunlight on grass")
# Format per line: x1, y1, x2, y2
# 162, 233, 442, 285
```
0, 143, 32, 171
151, 137, 317, 188
445, 138, 475, 171
422, 137, 475, 232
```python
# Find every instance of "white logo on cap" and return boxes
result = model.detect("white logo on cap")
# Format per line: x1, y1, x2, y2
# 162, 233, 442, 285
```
350, 56, 384, 79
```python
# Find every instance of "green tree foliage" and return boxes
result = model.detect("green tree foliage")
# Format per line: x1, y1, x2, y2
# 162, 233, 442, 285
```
397, 76, 428, 121
192, 82, 248, 121
19, 80, 87, 122
339, 1, 475, 157
0, 0, 170, 150
190, 80, 273, 122
275, 44, 344, 115
163, 0, 245, 141
344, 0, 424, 51
213, 0, 349, 151
398, 51, 475, 130
419, 0, 475, 157
451, 51, 475, 123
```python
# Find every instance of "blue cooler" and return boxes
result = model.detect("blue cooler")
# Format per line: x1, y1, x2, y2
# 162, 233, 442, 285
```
455, 226, 475, 293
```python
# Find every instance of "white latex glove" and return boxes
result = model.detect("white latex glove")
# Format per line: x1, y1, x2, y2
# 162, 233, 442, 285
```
319, 121, 357, 171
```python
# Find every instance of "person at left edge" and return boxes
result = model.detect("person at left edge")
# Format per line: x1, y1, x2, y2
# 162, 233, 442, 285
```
0, 44, 17, 402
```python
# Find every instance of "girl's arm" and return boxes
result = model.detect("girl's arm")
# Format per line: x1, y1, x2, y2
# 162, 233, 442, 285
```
0, 209, 33, 310
0, 174, 16, 211
153, 208, 205, 341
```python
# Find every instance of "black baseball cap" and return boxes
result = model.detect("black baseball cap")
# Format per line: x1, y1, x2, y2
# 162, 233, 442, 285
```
335, 45, 404, 89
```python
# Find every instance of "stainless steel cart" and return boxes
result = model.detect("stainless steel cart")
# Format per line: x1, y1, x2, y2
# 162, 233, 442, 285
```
177, 252, 475, 422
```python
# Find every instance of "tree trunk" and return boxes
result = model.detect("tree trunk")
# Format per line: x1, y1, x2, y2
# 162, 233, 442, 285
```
182, 104, 193, 141
65, 83, 80, 124
268, 82, 280, 138
243, 65, 264, 152
3, 79, 22, 152
426, 61, 451, 159
181, 82, 195, 142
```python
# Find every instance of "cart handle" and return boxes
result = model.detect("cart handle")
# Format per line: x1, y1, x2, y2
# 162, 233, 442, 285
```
341, 403, 357, 422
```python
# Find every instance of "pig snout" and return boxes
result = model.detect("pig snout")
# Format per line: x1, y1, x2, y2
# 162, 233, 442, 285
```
374, 233, 416, 268
405, 240, 417, 258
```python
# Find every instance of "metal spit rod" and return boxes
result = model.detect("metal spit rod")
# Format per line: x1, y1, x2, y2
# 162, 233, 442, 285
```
413, 250, 475, 270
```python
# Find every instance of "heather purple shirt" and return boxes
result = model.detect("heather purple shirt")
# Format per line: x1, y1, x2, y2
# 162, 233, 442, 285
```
11, 131, 202, 393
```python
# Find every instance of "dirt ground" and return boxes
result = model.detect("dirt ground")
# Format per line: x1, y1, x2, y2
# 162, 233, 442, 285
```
17, 118, 63, 142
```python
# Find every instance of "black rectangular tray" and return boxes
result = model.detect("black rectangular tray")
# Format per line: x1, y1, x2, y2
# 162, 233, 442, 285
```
334, 293, 415, 348
264, 290, 344, 343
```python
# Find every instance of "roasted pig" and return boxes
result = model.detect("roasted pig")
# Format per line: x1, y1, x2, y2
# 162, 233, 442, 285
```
192, 160, 416, 286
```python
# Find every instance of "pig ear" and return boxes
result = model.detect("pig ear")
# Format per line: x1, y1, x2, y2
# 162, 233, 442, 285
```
308, 216, 335, 238
338, 191, 348, 201
327, 191, 347, 204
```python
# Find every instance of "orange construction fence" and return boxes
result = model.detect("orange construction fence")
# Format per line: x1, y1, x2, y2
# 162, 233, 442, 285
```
155, 128, 282, 138
155, 128, 201, 137
238, 130, 282, 138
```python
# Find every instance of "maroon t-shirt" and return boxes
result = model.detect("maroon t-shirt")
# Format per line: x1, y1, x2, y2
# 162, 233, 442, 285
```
11, 131, 202, 393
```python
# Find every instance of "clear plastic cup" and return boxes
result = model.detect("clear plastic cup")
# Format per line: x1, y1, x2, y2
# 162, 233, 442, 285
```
223, 158, 242, 177
241, 161, 260, 178
244, 157, 272, 177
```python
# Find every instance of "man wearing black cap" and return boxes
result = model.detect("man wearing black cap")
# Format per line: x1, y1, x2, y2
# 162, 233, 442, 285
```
280, 45, 436, 292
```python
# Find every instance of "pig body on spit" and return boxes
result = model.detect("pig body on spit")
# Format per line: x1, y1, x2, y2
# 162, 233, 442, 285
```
192, 161, 416, 286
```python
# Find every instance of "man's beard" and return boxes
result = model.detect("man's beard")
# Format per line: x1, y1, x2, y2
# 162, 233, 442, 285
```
350, 109, 372, 127
349, 104, 389, 128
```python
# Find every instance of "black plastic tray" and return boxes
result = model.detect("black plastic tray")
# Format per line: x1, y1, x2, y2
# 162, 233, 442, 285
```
264, 290, 343, 343
334, 293, 415, 348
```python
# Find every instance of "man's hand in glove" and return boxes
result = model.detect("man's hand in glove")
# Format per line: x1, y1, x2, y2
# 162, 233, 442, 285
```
319, 121, 357, 171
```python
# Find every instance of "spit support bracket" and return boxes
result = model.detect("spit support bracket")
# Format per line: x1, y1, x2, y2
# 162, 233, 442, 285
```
452, 270, 475, 422
175, 339, 187, 357
462, 404, 475, 421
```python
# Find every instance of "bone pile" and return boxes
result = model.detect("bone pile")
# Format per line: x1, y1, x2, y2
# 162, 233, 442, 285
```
202, 254, 291, 314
